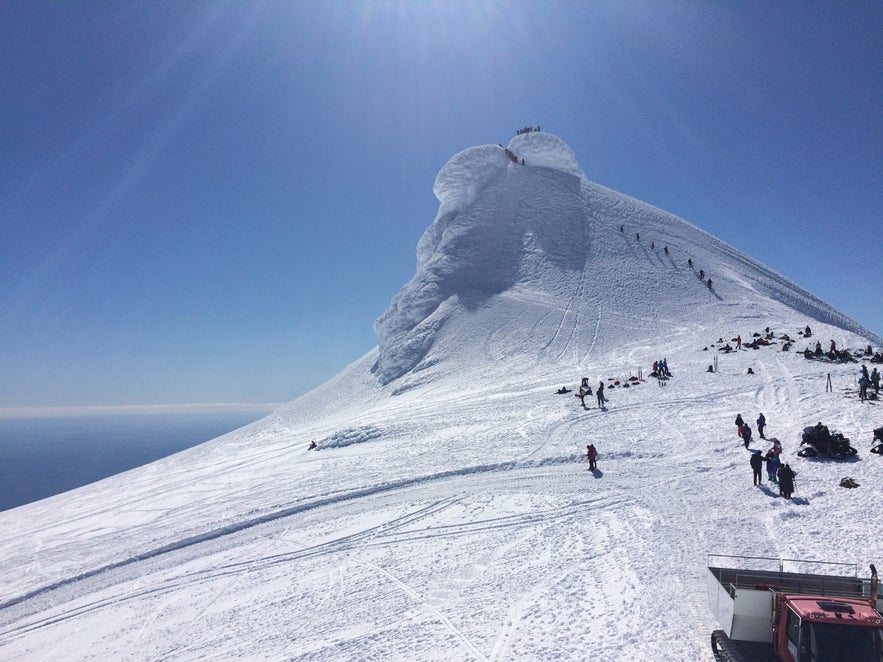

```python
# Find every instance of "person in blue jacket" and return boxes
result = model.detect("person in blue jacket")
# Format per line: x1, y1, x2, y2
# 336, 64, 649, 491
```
765, 449, 779, 483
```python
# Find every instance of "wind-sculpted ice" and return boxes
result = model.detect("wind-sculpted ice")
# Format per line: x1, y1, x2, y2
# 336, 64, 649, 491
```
374, 133, 585, 384
432, 145, 509, 216
507, 131, 582, 177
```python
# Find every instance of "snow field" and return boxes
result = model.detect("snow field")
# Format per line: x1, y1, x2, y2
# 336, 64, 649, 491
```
2, 330, 879, 660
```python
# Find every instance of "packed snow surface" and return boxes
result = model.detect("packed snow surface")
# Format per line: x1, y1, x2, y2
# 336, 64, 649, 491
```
1, 133, 881, 661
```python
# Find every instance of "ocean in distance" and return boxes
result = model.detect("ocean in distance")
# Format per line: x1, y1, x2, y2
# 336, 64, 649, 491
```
0, 409, 271, 512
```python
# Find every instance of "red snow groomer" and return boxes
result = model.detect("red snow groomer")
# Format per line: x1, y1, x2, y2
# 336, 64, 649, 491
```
707, 554, 882, 661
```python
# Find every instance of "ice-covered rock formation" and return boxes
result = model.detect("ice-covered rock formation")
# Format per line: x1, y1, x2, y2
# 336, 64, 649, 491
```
373, 133, 587, 383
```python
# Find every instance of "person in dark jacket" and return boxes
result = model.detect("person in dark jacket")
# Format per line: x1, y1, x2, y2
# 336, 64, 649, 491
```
741, 423, 752, 449
596, 381, 606, 408
756, 413, 766, 439
749, 451, 764, 485
859, 375, 869, 401
735, 413, 744, 438
777, 464, 795, 498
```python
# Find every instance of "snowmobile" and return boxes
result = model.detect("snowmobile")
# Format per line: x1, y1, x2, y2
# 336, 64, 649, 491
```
872, 426, 883, 455
798, 423, 857, 459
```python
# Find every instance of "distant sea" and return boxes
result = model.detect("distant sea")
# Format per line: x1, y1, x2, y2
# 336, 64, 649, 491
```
0, 410, 268, 512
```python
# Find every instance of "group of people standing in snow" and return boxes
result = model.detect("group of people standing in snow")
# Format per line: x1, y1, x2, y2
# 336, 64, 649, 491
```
738, 411, 770, 452
805, 341, 881, 401
570, 377, 606, 410
748, 449, 794, 497
735, 411, 767, 448
859, 363, 880, 401
515, 126, 540, 135
737, 412, 795, 498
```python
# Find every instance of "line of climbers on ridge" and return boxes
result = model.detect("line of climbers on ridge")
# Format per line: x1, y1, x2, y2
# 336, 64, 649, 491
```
499, 146, 525, 166
515, 126, 541, 135
619, 224, 714, 290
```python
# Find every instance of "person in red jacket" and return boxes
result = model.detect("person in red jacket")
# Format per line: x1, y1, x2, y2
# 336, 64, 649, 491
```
587, 444, 598, 470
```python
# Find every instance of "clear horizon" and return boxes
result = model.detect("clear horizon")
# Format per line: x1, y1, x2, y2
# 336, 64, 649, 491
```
2, 1, 880, 410
0, 402, 282, 420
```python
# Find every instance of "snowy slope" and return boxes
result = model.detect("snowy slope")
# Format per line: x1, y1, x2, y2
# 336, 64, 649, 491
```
1, 134, 881, 661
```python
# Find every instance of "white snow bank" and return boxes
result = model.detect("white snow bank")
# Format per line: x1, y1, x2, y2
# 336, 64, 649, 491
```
432, 144, 508, 214
431, 133, 582, 216
508, 131, 582, 177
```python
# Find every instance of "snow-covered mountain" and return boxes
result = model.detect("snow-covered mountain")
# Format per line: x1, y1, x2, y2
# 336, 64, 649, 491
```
374, 132, 877, 388
1, 134, 881, 661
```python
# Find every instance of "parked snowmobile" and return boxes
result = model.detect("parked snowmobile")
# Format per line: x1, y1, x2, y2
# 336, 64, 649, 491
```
798, 423, 857, 459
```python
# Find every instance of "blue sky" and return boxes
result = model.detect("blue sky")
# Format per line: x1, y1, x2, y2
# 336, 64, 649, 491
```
1, 0, 880, 412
